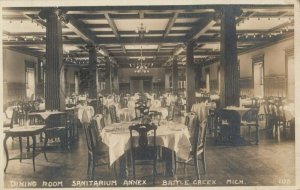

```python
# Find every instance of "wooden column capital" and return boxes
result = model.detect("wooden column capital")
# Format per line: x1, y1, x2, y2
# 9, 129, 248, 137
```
39, 8, 69, 23
215, 6, 243, 18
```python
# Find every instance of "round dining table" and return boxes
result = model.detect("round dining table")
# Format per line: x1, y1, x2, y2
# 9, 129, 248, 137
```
100, 120, 191, 178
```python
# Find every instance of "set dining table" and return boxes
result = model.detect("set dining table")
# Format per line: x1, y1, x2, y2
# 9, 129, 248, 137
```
100, 120, 191, 178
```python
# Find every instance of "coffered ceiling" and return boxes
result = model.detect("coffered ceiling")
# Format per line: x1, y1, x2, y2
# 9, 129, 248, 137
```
2, 4, 294, 68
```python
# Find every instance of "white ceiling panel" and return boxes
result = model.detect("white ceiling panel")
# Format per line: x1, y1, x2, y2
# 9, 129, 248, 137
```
114, 19, 169, 31
175, 18, 199, 23
237, 17, 291, 30
125, 45, 158, 50
3, 20, 45, 33
201, 44, 220, 50
82, 19, 108, 24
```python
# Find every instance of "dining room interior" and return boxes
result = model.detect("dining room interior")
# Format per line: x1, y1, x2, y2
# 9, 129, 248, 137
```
1, 2, 297, 188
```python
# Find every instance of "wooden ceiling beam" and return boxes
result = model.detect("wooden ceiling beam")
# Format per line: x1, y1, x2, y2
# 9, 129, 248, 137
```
184, 13, 216, 43
156, 12, 179, 57
4, 35, 274, 46
64, 15, 97, 44
104, 13, 127, 55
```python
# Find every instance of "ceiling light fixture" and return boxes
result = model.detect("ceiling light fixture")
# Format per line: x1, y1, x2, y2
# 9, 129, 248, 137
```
134, 46, 150, 73
135, 23, 149, 39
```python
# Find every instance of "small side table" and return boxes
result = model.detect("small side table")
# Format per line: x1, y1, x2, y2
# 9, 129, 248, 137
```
3, 125, 46, 172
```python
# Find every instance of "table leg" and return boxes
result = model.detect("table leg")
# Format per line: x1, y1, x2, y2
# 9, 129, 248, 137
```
26, 136, 31, 152
19, 137, 22, 162
4, 134, 10, 172
255, 124, 259, 145
32, 135, 36, 172
164, 148, 174, 177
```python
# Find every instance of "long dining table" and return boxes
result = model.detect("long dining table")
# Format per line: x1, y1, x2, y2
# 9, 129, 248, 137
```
100, 120, 191, 178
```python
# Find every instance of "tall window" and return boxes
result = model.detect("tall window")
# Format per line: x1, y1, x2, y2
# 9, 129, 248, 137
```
25, 62, 36, 99
286, 49, 294, 100
75, 72, 79, 94
252, 55, 264, 98
205, 69, 210, 92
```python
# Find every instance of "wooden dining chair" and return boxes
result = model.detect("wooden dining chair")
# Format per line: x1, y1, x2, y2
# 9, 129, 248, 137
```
166, 103, 175, 121
82, 119, 117, 180
218, 109, 241, 145
94, 114, 106, 133
134, 105, 150, 119
174, 115, 207, 180
44, 113, 68, 155
148, 111, 162, 126
241, 108, 259, 145
129, 123, 158, 184
109, 105, 119, 124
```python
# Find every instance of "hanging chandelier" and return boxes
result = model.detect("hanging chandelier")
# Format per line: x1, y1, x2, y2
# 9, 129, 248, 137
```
134, 46, 150, 73
135, 23, 149, 39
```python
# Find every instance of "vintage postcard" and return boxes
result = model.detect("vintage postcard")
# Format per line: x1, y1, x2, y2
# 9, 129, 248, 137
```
0, 0, 299, 189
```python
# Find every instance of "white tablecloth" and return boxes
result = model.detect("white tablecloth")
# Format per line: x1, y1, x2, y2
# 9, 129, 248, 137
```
191, 102, 216, 121
118, 108, 135, 121
77, 106, 95, 123
28, 111, 65, 120
225, 106, 251, 118
149, 107, 169, 119
101, 121, 191, 165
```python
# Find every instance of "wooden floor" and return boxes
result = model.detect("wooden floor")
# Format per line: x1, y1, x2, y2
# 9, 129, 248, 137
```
3, 127, 295, 188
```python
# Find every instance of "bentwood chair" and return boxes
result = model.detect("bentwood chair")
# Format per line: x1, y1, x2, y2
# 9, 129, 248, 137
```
129, 123, 158, 184
83, 119, 117, 180
175, 114, 207, 180
241, 108, 259, 144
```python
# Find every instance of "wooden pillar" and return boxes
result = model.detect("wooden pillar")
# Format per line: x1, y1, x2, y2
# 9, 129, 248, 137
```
87, 45, 98, 99
194, 63, 203, 90
186, 42, 196, 112
219, 6, 241, 107
105, 57, 112, 94
39, 9, 65, 111
172, 57, 178, 95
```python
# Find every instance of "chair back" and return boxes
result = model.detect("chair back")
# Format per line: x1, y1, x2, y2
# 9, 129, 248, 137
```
84, 119, 104, 153
186, 112, 199, 150
5, 108, 17, 128
219, 109, 241, 126
242, 108, 259, 124
46, 113, 67, 128
167, 104, 175, 120
135, 100, 147, 107
134, 105, 149, 118
109, 105, 119, 123
218, 109, 241, 138
148, 111, 162, 126
89, 100, 98, 114
184, 114, 190, 126
94, 114, 105, 132
129, 123, 157, 149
